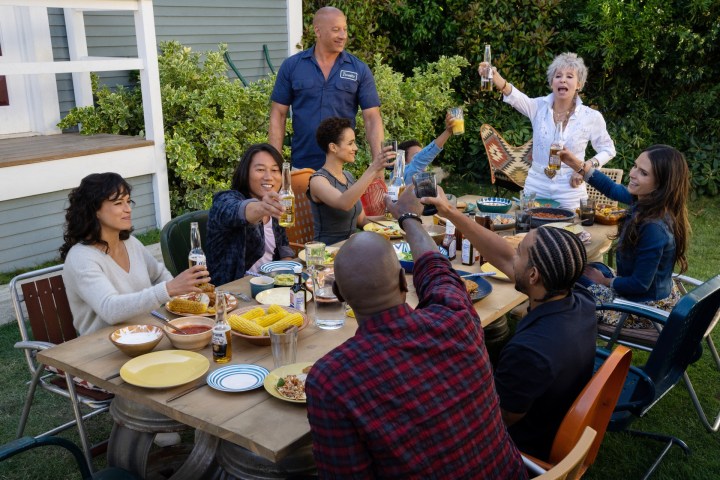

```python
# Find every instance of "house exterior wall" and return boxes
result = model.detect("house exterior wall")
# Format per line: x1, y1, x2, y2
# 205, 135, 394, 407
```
49, 0, 288, 118
0, 174, 156, 272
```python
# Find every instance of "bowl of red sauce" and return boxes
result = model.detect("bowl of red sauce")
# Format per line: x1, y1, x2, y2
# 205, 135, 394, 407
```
164, 316, 214, 351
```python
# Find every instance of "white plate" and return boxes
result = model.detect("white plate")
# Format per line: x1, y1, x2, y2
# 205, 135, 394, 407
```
542, 222, 584, 234
259, 261, 303, 274
207, 364, 269, 392
255, 287, 313, 307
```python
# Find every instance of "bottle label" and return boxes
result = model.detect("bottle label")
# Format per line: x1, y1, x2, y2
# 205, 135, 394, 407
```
461, 238, 475, 265
387, 186, 400, 202
212, 327, 229, 359
290, 291, 305, 312
189, 252, 206, 267
448, 239, 457, 259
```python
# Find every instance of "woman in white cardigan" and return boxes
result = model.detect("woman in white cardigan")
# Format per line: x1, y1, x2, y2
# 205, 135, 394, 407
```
61, 172, 209, 335
479, 52, 616, 209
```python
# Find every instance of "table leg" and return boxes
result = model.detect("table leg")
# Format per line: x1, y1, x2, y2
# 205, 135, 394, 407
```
215, 437, 316, 479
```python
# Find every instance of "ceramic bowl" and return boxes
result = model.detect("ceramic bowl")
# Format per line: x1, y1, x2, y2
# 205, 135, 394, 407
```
477, 197, 512, 213
164, 316, 214, 351
528, 207, 577, 228
109, 325, 164, 357
423, 224, 445, 246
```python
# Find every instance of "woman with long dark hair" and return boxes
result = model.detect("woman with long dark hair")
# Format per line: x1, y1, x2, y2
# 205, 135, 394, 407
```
206, 143, 295, 284
560, 144, 690, 327
61, 172, 209, 335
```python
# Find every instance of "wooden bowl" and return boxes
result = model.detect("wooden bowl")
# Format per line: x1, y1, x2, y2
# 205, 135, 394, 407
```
230, 306, 309, 346
109, 325, 163, 357
164, 316, 214, 350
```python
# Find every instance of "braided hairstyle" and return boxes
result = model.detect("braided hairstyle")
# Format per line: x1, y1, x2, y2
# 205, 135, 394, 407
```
527, 227, 587, 301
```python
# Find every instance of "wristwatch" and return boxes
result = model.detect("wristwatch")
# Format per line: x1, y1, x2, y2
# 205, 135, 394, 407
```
590, 157, 600, 169
397, 212, 422, 230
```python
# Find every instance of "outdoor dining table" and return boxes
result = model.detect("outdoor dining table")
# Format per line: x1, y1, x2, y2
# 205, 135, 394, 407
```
36, 200, 618, 478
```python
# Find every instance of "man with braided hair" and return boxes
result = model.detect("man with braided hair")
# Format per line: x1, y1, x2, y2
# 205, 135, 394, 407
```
425, 188, 597, 461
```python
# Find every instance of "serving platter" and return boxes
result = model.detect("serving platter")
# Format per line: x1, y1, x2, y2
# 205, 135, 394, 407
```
119, 350, 209, 389
263, 362, 314, 404
207, 364, 269, 392
230, 305, 309, 346
165, 292, 237, 317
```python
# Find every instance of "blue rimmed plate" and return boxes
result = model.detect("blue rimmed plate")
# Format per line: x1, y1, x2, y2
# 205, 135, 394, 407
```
207, 364, 269, 392
454, 270, 494, 302
259, 261, 303, 274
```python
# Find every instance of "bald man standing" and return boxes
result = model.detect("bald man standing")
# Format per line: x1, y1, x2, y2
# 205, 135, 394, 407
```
305, 187, 526, 479
269, 6, 383, 170
425, 190, 597, 461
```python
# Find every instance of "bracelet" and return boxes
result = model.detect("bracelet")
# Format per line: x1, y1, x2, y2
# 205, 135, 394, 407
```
576, 164, 585, 175
397, 212, 422, 230
501, 79, 508, 94
591, 158, 600, 169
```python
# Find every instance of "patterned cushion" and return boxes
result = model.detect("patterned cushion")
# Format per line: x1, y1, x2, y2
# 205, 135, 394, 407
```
480, 124, 533, 188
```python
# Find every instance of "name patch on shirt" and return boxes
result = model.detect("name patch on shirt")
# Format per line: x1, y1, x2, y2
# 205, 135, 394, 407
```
340, 70, 358, 81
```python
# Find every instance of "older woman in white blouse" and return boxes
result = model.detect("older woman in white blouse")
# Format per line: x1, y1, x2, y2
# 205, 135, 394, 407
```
479, 52, 616, 209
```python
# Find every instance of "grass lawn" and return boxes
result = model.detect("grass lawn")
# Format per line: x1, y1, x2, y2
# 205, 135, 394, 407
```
0, 191, 718, 478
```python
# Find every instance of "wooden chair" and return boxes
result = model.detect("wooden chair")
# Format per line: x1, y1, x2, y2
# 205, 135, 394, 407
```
10, 265, 113, 468
523, 427, 597, 480
480, 124, 532, 194
595, 274, 720, 479
160, 209, 209, 276
286, 168, 315, 252
522, 346, 632, 479
587, 168, 624, 208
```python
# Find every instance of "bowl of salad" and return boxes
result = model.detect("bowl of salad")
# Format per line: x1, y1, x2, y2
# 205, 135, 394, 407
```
393, 242, 415, 273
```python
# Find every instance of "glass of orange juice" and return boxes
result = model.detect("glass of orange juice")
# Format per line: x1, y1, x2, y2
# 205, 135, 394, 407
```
448, 107, 464, 135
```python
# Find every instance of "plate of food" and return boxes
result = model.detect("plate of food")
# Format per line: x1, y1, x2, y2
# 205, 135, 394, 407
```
228, 304, 309, 346
363, 221, 404, 239
595, 205, 626, 225
475, 213, 515, 231
298, 246, 340, 265
454, 270, 493, 302
259, 261, 303, 274
165, 292, 238, 317
254, 287, 313, 307
120, 350, 209, 389
480, 263, 511, 282
529, 198, 561, 208
207, 364, 269, 392
528, 207, 576, 228
264, 362, 314, 403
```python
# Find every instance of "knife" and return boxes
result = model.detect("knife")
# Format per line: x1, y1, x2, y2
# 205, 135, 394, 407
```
461, 272, 496, 278
166, 380, 208, 402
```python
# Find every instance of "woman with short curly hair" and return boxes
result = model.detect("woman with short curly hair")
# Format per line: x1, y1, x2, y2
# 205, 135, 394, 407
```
61, 172, 208, 334
309, 117, 393, 244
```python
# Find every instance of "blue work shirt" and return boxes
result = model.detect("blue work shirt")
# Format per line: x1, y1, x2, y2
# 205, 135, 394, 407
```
271, 46, 381, 170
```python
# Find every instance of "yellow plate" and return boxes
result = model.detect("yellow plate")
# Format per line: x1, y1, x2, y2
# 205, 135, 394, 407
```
481, 263, 511, 282
297, 246, 340, 265
120, 350, 209, 389
263, 362, 314, 404
255, 287, 313, 307
363, 221, 404, 238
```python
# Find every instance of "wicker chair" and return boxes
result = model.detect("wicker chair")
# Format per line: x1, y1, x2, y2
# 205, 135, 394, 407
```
587, 168, 624, 207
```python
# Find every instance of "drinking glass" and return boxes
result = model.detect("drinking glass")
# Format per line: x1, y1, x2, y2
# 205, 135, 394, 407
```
383, 139, 398, 170
413, 172, 438, 216
447, 107, 465, 135
515, 209, 532, 234
304, 241, 326, 268
580, 199, 595, 226
519, 190, 536, 210
269, 326, 298, 369
310, 266, 345, 330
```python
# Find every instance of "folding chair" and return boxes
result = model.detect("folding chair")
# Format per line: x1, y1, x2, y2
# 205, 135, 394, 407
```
523, 427, 597, 480
522, 346, 632, 479
10, 265, 112, 468
160, 210, 209, 276
480, 124, 532, 195
286, 168, 315, 253
595, 274, 720, 479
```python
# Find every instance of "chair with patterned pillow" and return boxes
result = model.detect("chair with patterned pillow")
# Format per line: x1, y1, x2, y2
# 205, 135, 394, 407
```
480, 124, 532, 195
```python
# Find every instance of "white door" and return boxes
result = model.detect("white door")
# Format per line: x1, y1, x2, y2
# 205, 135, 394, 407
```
0, 7, 36, 136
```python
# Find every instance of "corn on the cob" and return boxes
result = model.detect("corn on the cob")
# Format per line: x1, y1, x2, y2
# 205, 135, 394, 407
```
254, 310, 286, 328
228, 315, 264, 336
167, 297, 207, 314
239, 307, 265, 321
267, 304, 286, 315
267, 313, 304, 334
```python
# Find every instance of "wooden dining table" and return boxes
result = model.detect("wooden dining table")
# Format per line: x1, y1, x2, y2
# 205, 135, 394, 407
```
37, 201, 617, 478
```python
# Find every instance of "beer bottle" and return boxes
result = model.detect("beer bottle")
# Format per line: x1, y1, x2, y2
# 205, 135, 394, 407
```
289, 266, 306, 312
548, 122, 564, 172
212, 291, 232, 363
441, 220, 457, 261
481, 44, 494, 92
387, 150, 406, 203
279, 161, 295, 227
188, 221, 206, 268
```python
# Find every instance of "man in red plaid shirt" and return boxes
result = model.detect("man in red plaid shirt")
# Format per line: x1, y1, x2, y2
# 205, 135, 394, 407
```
305, 187, 526, 479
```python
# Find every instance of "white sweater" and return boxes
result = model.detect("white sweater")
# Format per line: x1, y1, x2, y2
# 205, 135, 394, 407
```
63, 236, 173, 335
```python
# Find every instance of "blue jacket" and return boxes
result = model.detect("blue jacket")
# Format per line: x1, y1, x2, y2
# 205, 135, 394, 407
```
206, 190, 294, 285
587, 170, 676, 302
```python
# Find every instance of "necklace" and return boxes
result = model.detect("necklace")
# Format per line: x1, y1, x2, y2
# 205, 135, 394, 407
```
553, 103, 574, 123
